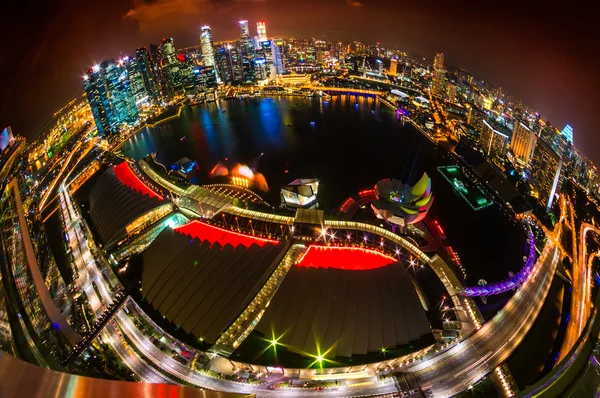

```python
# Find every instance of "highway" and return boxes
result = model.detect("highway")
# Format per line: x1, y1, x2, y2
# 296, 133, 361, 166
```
58, 184, 173, 382
560, 218, 598, 362
409, 244, 559, 397
51, 161, 574, 397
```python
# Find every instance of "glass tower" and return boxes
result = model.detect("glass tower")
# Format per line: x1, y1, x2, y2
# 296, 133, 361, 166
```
83, 59, 138, 135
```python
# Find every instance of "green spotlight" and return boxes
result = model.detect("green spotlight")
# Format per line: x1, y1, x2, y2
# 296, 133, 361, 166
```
317, 355, 323, 362
271, 339, 278, 347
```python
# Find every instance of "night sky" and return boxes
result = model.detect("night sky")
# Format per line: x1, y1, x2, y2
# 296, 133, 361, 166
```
1, 0, 597, 161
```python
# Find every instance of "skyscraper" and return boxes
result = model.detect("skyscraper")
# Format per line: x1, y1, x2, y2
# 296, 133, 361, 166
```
135, 47, 160, 104
159, 38, 184, 96
530, 138, 563, 210
389, 58, 398, 76
432, 52, 445, 97
83, 59, 138, 135
271, 40, 285, 75
124, 56, 146, 104
480, 120, 509, 159
200, 26, 216, 67
216, 46, 233, 83
257, 21, 267, 42
239, 21, 256, 83
510, 120, 537, 166
561, 124, 573, 144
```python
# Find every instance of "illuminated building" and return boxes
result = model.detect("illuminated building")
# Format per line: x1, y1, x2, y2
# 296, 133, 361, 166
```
271, 40, 285, 75
83, 59, 138, 135
0, 126, 14, 151
389, 57, 398, 76
480, 120, 509, 159
529, 137, 563, 210
134, 47, 160, 104
561, 124, 573, 144
256, 21, 267, 42
239, 20, 256, 83
446, 82, 457, 103
215, 46, 232, 83
371, 173, 434, 226
510, 119, 537, 166
158, 38, 184, 96
124, 56, 147, 104
200, 26, 217, 71
431, 52, 445, 97
280, 178, 319, 208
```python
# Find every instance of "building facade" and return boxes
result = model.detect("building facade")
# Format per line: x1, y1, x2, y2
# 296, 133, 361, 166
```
83, 59, 138, 135
529, 138, 563, 210
510, 119, 537, 166
480, 120, 509, 159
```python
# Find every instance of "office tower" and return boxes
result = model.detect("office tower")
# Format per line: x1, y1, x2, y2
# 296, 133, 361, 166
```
530, 138, 563, 210
200, 26, 216, 67
432, 52, 445, 97
510, 119, 537, 166
389, 58, 398, 76
238, 21, 256, 83
135, 47, 160, 104
561, 124, 573, 144
216, 46, 233, 83
124, 56, 146, 104
0, 126, 14, 151
446, 82, 457, 103
158, 38, 184, 96
229, 45, 244, 83
480, 120, 509, 159
467, 107, 484, 133
83, 59, 138, 135
257, 21, 267, 42
271, 40, 285, 74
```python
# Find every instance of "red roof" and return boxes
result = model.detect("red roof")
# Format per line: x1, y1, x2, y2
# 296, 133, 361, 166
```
297, 245, 396, 271
113, 162, 163, 200
175, 220, 278, 248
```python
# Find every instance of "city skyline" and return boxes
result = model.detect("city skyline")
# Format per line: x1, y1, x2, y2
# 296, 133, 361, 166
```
1, 0, 598, 163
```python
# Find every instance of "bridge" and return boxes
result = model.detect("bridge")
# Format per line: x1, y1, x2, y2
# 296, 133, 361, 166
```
307, 85, 385, 96
64, 293, 128, 363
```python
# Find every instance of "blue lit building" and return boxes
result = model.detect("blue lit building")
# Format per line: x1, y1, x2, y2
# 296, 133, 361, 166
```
561, 124, 573, 144
83, 59, 138, 135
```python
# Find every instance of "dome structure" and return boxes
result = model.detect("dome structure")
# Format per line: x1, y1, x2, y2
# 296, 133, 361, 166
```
371, 173, 433, 225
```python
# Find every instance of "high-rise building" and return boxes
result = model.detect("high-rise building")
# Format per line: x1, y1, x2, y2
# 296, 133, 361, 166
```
83, 59, 138, 135
0, 126, 14, 151
257, 21, 267, 42
480, 120, 509, 159
200, 26, 216, 67
389, 58, 398, 76
467, 106, 485, 133
271, 40, 285, 75
432, 52, 445, 97
135, 47, 160, 104
530, 138, 563, 210
216, 46, 233, 83
161, 39, 184, 96
124, 56, 146, 104
446, 82, 457, 103
510, 119, 537, 166
238, 21, 256, 83
561, 124, 573, 144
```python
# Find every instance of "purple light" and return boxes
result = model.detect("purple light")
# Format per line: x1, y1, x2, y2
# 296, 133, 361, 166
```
461, 230, 536, 297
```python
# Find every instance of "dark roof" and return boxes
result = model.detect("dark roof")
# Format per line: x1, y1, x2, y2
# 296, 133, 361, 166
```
142, 227, 290, 343
88, 166, 168, 247
255, 262, 431, 358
